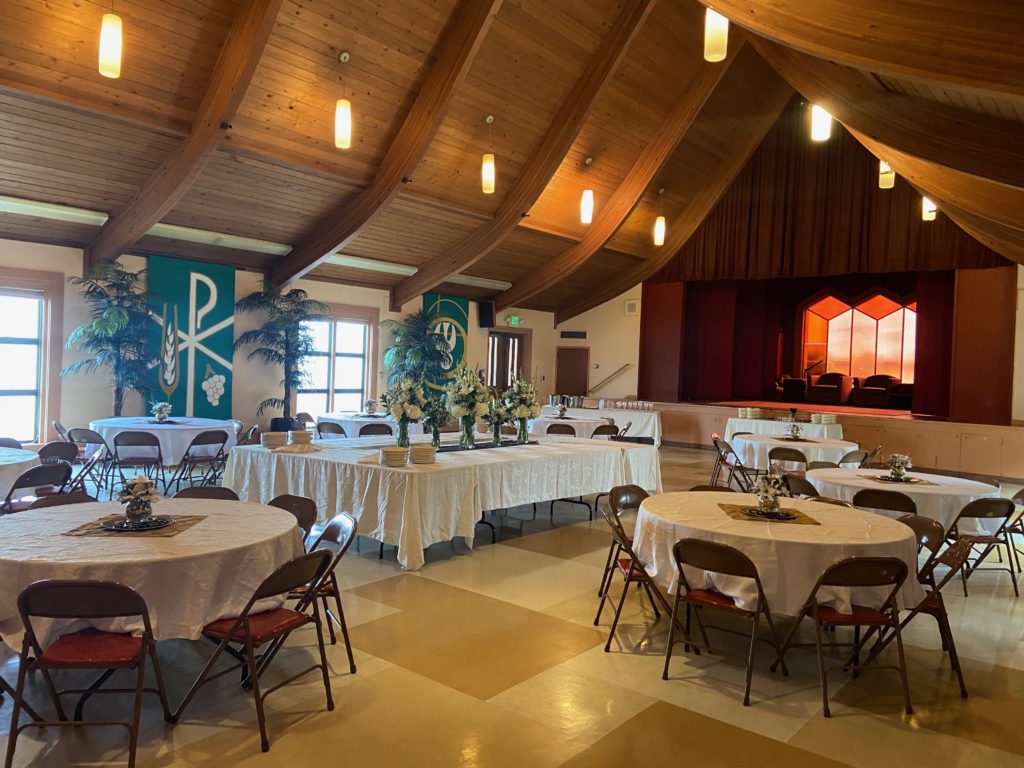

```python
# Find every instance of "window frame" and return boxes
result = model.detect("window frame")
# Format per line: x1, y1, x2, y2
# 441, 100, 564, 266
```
0, 267, 64, 446
296, 303, 379, 416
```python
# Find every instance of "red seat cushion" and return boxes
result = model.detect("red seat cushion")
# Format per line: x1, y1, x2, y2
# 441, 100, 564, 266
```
615, 557, 648, 580
684, 588, 751, 616
814, 604, 889, 626
36, 629, 142, 669
204, 608, 310, 644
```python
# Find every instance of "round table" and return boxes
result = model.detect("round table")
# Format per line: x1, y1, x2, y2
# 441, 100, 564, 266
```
732, 434, 859, 470
528, 416, 611, 439
633, 491, 925, 615
0, 447, 40, 500
89, 417, 238, 465
317, 413, 422, 438
0, 500, 304, 645
806, 468, 1002, 533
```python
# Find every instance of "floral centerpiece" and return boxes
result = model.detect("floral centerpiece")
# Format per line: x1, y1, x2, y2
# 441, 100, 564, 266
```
556, 403, 567, 418
118, 474, 160, 523
151, 401, 172, 423
481, 399, 508, 445
363, 399, 378, 415
380, 380, 426, 448
445, 368, 489, 448
502, 377, 542, 444
421, 396, 450, 449
752, 473, 787, 513
886, 453, 912, 481
788, 423, 802, 440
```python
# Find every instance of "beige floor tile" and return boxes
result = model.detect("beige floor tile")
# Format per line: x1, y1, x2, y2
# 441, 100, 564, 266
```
500, 522, 611, 561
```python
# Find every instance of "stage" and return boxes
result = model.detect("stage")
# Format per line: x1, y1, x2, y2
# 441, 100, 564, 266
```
710, 399, 914, 419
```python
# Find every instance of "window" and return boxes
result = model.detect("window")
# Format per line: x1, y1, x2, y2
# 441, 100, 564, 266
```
802, 293, 916, 383
296, 304, 378, 420
486, 329, 532, 391
0, 268, 63, 445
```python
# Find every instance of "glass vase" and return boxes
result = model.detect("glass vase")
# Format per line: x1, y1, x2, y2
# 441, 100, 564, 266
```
431, 426, 441, 449
516, 417, 529, 444
124, 498, 152, 523
889, 464, 906, 481
459, 416, 476, 449
492, 421, 502, 445
397, 419, 410, 448
757, 494, 779, 514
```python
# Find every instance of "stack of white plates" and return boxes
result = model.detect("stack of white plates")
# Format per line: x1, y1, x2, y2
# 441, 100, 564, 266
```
810, 414, 822, 423
821, 414, 838, 424
739, 407, 762, 419
410, 444, 436, 465
379, 446, 408, 467
261, 432, 286, 448
288, 430, 313, 445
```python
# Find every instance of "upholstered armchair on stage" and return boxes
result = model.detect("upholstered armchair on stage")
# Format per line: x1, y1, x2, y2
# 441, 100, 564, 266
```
851, 374, 900, 408
806, 372, 855, 405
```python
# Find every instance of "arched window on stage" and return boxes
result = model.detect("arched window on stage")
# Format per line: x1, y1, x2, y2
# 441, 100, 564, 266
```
802, 294, 916, 383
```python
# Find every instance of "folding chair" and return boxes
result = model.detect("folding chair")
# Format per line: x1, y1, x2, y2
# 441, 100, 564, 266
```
166, 430, 229, 492
316, 421, 346, 439
546, 423, 576, 436
784, 474, 819, 498
5, 580, 172, 768
1011, 489, 1024, 574
809, 496, 855, 508
688, 484, 736, 492
238, 425, 260, 446
269, 494, 318, 544
67, 429, 115, 496
948, 497, 1018, 597
897, 514, 945, 586
663, 539, 789, 706
37, 441, 78, 465
1, 463, 72, 513
171, 486, 239, 501
838, 449, 870, 467
852, 488, 917, 516
807, 460, 839, 471
171, 551, 334, 753
771, 556, 912, 717
112, 432, 168, 494
358, 423, 393, 437
51, 420, 71, 442
0, 438, 22, 449
611, 421, 632, 441
712, 438, 757, 492
768, 446, 807, 476
595, 485, 648, 600
591, 424, 619, 439
27, 491, 97, 510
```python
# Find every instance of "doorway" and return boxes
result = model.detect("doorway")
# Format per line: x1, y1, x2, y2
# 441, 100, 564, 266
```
487, 329, 533, 390
556, 347, 589, 395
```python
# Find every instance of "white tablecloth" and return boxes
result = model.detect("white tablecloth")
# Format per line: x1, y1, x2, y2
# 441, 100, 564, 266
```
0, 500, 304, 646
224, 434, 661, 571
732, 434, 860, 470
540, 406, 662, 445
725, 418, 843, 442
806, 468, 1002, 533
317, 413, 423, 438
529, 416, 611, 439
89, 417, 238, 465
0, 447, 40, 499
634, 492, 925, 616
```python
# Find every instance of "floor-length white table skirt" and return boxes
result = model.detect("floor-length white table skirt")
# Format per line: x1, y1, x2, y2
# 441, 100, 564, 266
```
732, 434, 859, 470
317, 413, 423, 438
89, 416, 237, 464
540, 406, 662, 445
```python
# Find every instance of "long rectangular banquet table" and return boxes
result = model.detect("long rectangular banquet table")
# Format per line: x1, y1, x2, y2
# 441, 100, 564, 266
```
540, 406, 662, 445
224, 435, 661, 570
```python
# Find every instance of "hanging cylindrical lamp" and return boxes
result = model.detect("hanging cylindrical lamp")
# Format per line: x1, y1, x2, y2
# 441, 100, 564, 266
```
98, 12, 123, 79
810, 105, 832, 142
579, 156, 594, 224
921, 196, 937, 221
878, 160, 895, 189
653, 188, 666, 246
481, 115, 496, 194
703, 8, 729, 63
334, 99, 352, 149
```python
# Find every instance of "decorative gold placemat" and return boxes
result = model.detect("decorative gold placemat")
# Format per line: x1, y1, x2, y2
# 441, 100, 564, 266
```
63, 515, 207, 538
858, 474, 938, 487
718, 503, 820, 526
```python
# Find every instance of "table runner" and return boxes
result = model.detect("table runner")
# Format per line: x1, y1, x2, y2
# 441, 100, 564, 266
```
63, 514, 207, 538
718, 503, 820, 526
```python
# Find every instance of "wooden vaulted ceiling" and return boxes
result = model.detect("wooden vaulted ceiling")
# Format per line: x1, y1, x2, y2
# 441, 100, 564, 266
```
0, 1, 1020, 321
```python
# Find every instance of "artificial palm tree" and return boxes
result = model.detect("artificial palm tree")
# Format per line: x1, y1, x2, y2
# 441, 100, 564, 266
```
62, 262, 156, 416
234, 283, 327, 424
380, 307, 453, 387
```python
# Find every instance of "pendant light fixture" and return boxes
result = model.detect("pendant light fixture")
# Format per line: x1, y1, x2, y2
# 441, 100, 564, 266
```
921, 196, 937, 221
482, 115, 496, 194
878, 159, 895, 189
334, 52, 352, 150
703, 8, 729, 63
653, 188, 666, 247
580, 157, 594, 225
98, 7, 123, 79
809, 104, 832, 142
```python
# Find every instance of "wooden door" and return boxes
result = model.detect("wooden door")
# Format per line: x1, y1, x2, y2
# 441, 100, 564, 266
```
556, 347, 589, 395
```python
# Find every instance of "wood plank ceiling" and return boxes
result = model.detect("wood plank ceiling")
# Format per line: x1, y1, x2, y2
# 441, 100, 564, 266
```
0, 0, 1019, 320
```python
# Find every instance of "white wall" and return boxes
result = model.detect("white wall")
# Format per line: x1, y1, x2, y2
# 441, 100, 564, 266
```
554, 284, 642, 399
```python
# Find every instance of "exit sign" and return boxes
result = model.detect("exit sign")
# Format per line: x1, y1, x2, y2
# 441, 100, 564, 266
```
506, 314, 520, 326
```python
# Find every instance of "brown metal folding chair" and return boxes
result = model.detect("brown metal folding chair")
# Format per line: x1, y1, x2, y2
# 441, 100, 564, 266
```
0, 438, 22, 449
948, 497, 1018, 597
112, 431, 168, 493
807, 460, 839, 471
171, 486, 239, 501
897, 514, 945, 586
771, 556, 912, 717
316, 421, 347, 438
809, 496, 855, 508
5, 580, 171, 768
712, 438, 757, 491
67, 428, 115, 496
784, 474, 819, 498
596, 485, 648, 600
37, 441, 78, 465
768, 446, 807, 475
663, 538, 789, 706
358, 422, 393, 437
591, 424, 619, 439
688, 484, 736, 492
852, 488, 917, 516
1, 463, 73, 513
546, 423, 576, 436
838, 449, 870, 467
269, 494, 318, 544
170, 550, 333, 753
26, 490, 97, 510
167, 429, 229, 492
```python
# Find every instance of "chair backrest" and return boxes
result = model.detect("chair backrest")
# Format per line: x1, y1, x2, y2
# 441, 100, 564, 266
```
269, 494, 317, 539
253, 550, 331, 601
784, 474, 818, 497
7, 463, 72, 500
600, 504, 634, 551
296, 412, 314, 427
768, 446, 808, 467
688, 484, 736, 492
807, 460, 838, 471
185, 429, 229, 450
852, 488, 917, 515
0, 437, 23, 449
591, 424, 619, 438
238, 425, 260, 445
897, 513, 944, 557
68, 428, 110, 452
608, 484, 649, 516
500, 424, 517, 435
229, 420, 244, 436
52, 420, 71, 441
317, 421, 347, 437
1012, 488, 1024, 507
838, 450, 869, 467
172, 486, 239, 501
809, 496, 854, 508
27, 490, 97, 509
862, 445, 882, 468
359, 422, 395, 436
38, 441, 79, 464
613, 421, 633, 440
546, 423, 576, 436
310, 512, 358, 564
921, 539, 973, 593
673, 538, 760, 582
816, 372, 846, 386
19, 580, 148, 621
954, 497, 1015, 527
113, 430, 160, 448
818, 556, 908, 589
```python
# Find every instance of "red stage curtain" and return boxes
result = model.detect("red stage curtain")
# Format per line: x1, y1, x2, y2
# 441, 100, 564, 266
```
912, 272, 954, 418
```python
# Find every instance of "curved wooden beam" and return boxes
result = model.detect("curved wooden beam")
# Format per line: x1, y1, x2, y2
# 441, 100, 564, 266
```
556, 78, 791, 324
701, 0, 1024, 99
268, 0, 503, 286
389, 0, 657, 310
493, 46, 740, 312
87, 0, 283, 267
748, 38, 1024, 190
941, 203, 1024, 264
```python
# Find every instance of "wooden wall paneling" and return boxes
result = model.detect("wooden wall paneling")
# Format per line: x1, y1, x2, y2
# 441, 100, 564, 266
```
838, 423, 884, 456
960, 433, 1003, 476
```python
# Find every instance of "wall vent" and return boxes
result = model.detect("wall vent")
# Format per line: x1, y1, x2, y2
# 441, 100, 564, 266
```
559, 330, 587, 339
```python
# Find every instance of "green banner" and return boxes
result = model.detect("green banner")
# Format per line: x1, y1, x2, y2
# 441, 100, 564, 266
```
148, 256, 235, 418
424, 292, 469, 392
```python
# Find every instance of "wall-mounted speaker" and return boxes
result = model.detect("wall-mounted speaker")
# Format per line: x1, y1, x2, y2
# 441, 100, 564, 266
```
477, 300, 496, 328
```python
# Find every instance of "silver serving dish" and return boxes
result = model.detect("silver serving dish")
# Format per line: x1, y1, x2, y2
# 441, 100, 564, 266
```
100, 516, 176, 532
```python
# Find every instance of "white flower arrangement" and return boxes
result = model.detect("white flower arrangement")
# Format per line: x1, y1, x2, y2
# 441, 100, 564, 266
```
380, 380, 427, 423
444, 368, 489, 420
151, 401, 172, 420
788, 423, 802, 440
118, 474, 160, 505
753, 473, 787, 506
887, 453, 912, 476
481, 399, 508, 428
502, 377, 541, 420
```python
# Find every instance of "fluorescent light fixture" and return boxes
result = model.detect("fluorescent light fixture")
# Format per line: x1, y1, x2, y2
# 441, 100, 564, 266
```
146, 223, 291, 255
326, 254, 418, 276
447, 274, 512, 291
0, 196, 108, 226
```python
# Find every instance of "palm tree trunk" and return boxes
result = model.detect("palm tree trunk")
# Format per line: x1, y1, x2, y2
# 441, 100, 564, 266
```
113, 386, 125, 417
